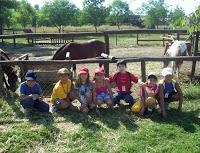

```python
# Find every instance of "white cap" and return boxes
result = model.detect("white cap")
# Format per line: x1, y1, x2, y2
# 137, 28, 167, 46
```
162, 67, 173, 76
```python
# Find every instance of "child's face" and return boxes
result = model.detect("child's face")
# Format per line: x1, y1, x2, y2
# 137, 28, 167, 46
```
117, 64, 126, 72
80, 73, 88, 82
26, 80, 36, 87
59, 74, 69, 83
95, 73, 104, 80
147, 78, 157, 86
164, 75, 173, 83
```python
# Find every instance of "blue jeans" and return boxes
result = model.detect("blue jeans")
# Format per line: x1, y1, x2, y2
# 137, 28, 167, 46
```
113, 92, 134, 105
20, 99, 49, 112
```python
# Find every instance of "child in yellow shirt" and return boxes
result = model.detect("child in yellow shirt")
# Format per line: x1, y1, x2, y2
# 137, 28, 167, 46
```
50, 68, 77, 113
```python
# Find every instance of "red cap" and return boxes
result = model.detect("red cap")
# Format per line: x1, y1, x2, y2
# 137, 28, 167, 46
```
79, 67, 89, 74
94, 67, 105, 75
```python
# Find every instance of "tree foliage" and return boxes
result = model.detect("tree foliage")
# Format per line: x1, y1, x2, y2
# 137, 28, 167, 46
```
188, 5, 200, 33
82, 0, 107, 32
138, 0, 168, 29
39, 0, 79, 32
107, 0, 131, 29
169, 6, 185, 28
0, 0, 17, 34
14, 0, 35, 28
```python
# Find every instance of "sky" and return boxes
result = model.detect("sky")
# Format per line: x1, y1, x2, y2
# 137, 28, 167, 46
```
27, 0, 200, 15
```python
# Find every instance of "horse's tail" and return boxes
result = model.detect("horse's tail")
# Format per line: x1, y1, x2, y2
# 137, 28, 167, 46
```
52, 41, 71, 60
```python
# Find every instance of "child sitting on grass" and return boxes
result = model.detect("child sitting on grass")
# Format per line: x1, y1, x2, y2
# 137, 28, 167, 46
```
131, 72, 159, 116
74, 67, 96, 113
19, 71, 49, 117
50, 68, 77, 113
158, 67, 183, 118
93, 67, 113, 110
109, 60, 141, 107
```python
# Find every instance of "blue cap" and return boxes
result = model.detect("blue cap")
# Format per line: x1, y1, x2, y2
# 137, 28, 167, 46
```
25, 71, 37, 80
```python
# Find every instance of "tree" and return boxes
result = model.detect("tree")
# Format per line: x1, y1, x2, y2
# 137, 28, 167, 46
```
0, 0, 17, 34
107, 0, 131, 29
13, 0, 35, 28
169, 6, 185, 28
138, 0, 168, 29
82, 0, 107, 32
188, 5, 200, 33
40, 0, 78, 32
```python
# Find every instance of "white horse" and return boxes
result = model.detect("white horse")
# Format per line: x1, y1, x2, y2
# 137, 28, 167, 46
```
164, 40, 192, 78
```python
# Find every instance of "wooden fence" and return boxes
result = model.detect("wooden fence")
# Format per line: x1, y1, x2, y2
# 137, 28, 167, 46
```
0, 29, 188, 47
0, 29, 199, 77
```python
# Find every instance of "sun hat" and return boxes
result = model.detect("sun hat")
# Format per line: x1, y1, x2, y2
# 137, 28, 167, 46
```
57, 68, 70, 74
162, 67, 173, 76
94, 67, 105, 75
79, 67, 89, 74
25, 71, 37, 80
147, 72, 157, 80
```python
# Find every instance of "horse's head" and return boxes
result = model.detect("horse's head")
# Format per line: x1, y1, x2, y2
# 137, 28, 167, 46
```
185, 42, 192, 56
4, 66, 18, 92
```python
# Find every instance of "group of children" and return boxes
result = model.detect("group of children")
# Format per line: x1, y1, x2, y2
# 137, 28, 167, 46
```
19, 60, 183, 118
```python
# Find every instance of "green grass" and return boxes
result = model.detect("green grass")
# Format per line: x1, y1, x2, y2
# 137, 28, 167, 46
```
0, 85, 200, 153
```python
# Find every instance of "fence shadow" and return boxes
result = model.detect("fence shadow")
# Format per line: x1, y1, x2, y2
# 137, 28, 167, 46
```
150, 108, 200, 133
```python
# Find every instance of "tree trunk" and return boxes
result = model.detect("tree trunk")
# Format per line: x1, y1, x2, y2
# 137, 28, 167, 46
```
94, 25, 97, 32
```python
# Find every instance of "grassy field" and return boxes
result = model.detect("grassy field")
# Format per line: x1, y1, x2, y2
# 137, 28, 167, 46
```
0, 84, 200, 153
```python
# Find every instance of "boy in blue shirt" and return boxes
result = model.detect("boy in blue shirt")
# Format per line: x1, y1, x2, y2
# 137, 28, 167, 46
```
19, 71, 49, 117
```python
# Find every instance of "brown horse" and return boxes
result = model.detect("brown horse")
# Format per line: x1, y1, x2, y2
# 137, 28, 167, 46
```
52, 39, 106, 60
52, 39, 106, 79
0, 49, 18, 92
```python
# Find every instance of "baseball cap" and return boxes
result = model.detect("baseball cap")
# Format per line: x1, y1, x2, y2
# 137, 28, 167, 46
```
79, 67, 89, 74
57, 68, 70, 74
25, 71, 37, 81
147, 72, 157, 80
117, 59, 127, 66
162, 67, 173, 76
94, 67, 105, 75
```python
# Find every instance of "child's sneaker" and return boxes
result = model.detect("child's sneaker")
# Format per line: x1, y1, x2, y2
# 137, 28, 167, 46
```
50, 105, 57, 114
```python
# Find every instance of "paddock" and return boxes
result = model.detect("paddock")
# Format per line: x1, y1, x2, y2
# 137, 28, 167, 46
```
0, 30, 200, 98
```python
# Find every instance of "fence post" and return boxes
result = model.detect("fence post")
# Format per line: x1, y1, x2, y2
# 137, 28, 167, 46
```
141, 60, 146, 82
191, 32, 199, 78
177, 33, 180, 40
116, 34, 118, 45
13, 37, 16, 47
0, 66, 5, 98
104, 34, 110, 76
136, 33, 139, 45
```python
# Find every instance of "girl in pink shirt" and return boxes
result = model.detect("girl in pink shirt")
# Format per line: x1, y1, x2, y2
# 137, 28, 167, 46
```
93, 67, 113, 109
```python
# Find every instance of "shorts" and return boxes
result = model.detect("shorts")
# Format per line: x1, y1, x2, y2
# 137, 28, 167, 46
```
131, 97, 157, 113
164, 91, 177, 103
96, 92, 111, 102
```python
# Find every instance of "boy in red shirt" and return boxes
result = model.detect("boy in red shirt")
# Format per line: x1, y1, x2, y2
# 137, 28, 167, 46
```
109, 60, 139, 107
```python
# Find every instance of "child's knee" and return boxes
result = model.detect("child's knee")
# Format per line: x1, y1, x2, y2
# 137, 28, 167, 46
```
106, 99, 113, 106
